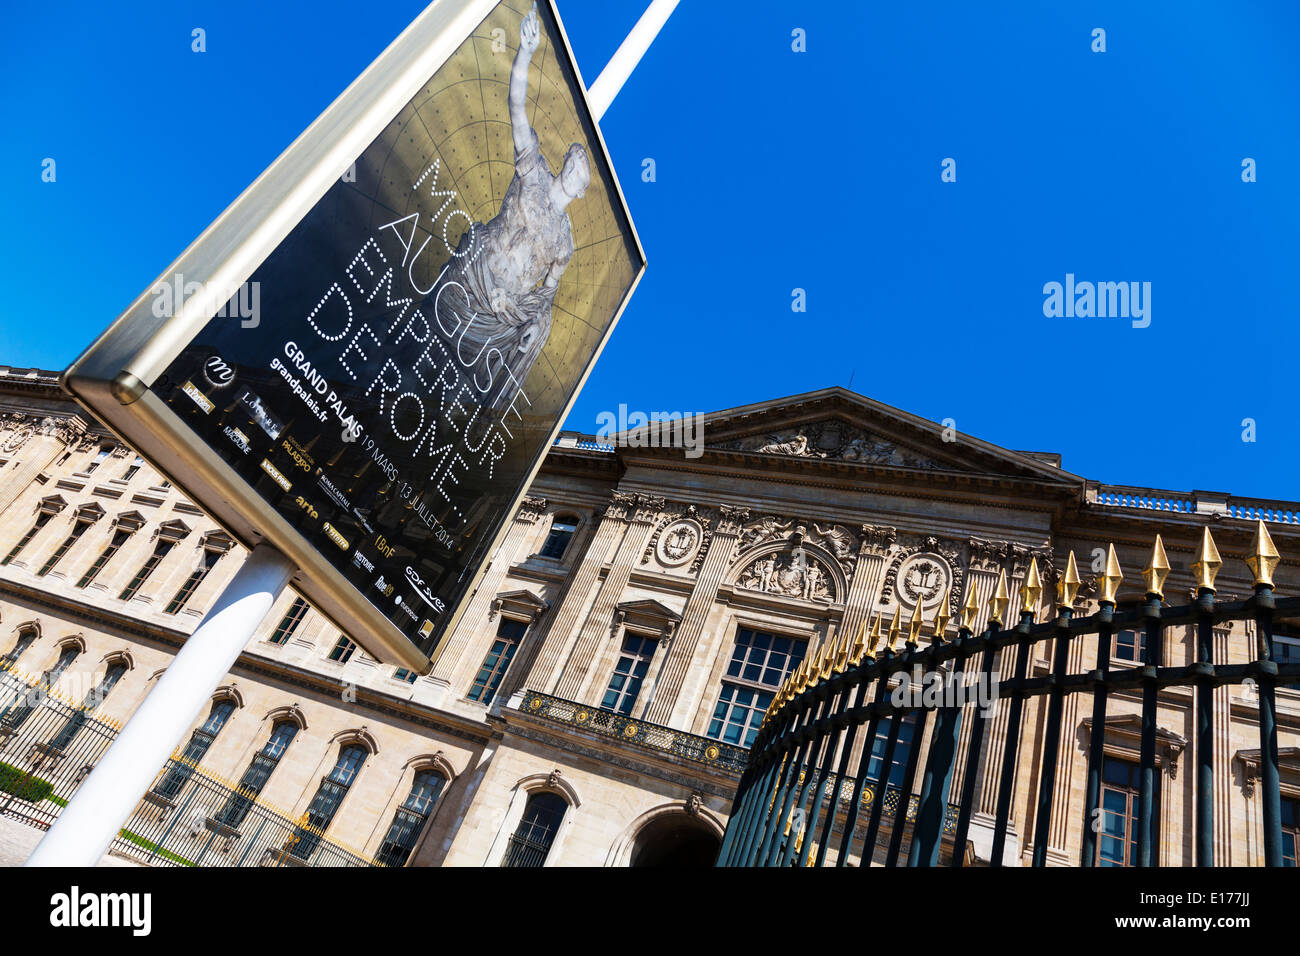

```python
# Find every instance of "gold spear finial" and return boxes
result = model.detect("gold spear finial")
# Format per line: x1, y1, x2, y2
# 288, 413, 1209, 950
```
1056, 550, 1082, 609
886, 606, 902, 651
1142, 534, 1171, 598
833, 626, 850, 674
933, 588, 951, 639
1020, 557, 1042, 614
806, 645, 822, 685
907, 599, 926, 644
1098, 543, 1123, 604
959, 583, 981, 631
1246, 519, 1280, 588
817, 636, 836, 680
791, 659, 806, 695
988, 570, 1010, 624
1191, 527, 1223, 591
867, 614, 884, 656
849, 617, 868, 665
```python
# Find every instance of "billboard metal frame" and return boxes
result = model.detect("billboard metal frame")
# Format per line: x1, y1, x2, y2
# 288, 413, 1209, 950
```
61, 0, 646, 673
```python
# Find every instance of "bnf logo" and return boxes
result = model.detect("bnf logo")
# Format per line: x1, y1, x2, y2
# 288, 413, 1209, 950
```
202, 355, 235, 389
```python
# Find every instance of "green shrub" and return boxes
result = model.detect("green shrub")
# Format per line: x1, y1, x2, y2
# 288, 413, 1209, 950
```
0, 760, 56, 803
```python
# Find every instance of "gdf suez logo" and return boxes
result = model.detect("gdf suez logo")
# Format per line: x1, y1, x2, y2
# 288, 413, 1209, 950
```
202, 354, 235, 390
404, 566, 446, 613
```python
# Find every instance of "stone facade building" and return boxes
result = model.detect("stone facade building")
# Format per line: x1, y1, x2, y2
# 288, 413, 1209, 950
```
0, 364, 1296, 866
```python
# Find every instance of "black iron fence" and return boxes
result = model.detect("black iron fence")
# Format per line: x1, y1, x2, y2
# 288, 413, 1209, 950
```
0, 662, 384, 867
718, 525, 1300, 867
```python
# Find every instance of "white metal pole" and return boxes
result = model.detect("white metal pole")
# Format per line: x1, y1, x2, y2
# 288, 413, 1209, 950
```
586, 0, 680, 121
25, 543, 294, 867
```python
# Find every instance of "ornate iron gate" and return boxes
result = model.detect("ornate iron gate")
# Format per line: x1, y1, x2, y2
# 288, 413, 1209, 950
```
717, 523, 1299, 867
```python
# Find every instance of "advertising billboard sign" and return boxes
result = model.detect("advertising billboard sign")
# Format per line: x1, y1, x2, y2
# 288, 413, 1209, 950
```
62, 0, 645, 671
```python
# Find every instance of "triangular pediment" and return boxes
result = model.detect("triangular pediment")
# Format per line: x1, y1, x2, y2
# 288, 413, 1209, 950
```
700, 388, 1081, 485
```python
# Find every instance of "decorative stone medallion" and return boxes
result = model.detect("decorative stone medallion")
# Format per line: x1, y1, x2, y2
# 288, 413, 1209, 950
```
895, 553, 951, 610
655, 519, 702, 568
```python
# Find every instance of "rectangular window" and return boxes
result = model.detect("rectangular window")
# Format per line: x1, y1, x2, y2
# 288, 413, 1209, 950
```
270, 597, 309, 644
1274, 635, 1300, 691
539, 519, 578, 559
1113, 629, 1146, 663
866, 713, 918, 788
707, 627, 806, 748
120, 539, 175, 601
37, 520, 91, 577
394, 668, 418, 684
77, 529, 130, 588
1097, 756, 1161, 867
83, 448, 109, 474
601, 633, 657, 716
122, 456, 144, 481
3, 511, 53, 566
327, 635, 356, 663
467, 617, 527, 704
164, 548, 223, 614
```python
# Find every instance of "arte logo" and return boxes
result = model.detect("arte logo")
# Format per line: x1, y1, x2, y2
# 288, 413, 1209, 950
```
49, 886, 151, 936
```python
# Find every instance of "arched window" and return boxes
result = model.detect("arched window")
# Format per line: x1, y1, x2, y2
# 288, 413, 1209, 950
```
48, 661, 127, 752
539, 515, 579, 559
0, 627, 37, 668
215, 720, 299, 829
291, 743, 368, 860
3, 644, 80, 730
154, 699, 236, 799
502, 791, 568, 867
375, 769, 447, 867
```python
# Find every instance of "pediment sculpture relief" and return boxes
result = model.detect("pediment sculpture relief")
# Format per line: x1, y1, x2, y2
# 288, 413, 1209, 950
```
717, 421, 946, 469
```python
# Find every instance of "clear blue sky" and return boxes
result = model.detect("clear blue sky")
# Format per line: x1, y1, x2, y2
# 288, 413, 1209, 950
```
3, 1, 1298, 499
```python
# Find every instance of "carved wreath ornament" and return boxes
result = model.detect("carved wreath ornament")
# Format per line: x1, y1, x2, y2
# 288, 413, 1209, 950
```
655, 519, 702, 568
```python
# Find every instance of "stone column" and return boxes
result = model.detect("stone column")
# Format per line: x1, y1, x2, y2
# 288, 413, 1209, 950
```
938, 538, 1007, 818
0, 415, 86, 516
552, 494, 664, 699
430, 496, 547, 685
977, 546, 1035, 816
1045, 599, 1091, 856
643, 505, 748, 727
838, 524, 897, 641
522, 492, 636, 695
1212, 622, 1234, 864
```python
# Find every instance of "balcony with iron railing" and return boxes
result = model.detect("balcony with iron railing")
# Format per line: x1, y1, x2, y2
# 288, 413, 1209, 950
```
515, 690, 749, 774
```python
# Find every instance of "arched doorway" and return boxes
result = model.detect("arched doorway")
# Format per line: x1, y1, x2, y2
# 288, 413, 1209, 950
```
629, 813, 721, 867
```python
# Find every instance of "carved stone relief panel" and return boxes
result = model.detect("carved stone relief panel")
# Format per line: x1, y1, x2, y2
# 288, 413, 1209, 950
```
736, 550, 835, 603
